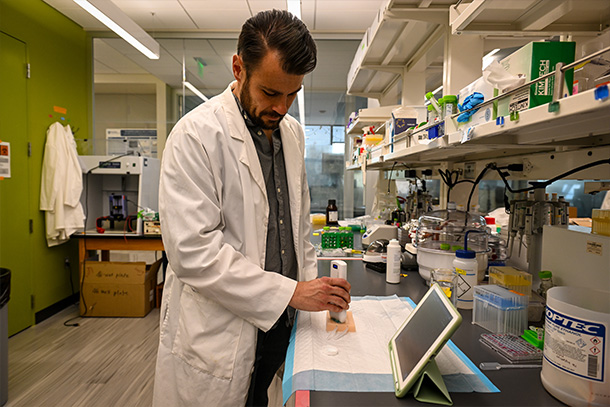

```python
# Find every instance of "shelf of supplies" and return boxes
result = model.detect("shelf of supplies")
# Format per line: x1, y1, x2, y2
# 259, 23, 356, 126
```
346, 105, 399, 135
360, 87, 610, 169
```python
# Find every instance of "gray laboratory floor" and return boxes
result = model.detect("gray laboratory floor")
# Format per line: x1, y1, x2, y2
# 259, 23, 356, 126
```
6, 306, 159, 407
5, 305, 286, 407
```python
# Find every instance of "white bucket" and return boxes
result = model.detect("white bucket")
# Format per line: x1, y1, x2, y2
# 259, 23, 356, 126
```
541, 286, 610, 407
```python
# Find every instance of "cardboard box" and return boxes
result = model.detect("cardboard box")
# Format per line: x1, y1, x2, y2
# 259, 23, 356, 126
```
497, 41, 575, 117
457, 76, 497, 128
80, 259, 161, 317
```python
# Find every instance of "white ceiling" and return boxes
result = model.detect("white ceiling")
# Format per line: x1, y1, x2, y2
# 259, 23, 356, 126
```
42, 0, 393, 124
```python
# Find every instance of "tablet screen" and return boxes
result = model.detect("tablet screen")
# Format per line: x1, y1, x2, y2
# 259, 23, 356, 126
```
394, 288, 454, 381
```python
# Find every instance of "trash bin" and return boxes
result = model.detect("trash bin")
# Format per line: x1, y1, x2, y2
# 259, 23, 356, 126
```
0, 268, 10, 406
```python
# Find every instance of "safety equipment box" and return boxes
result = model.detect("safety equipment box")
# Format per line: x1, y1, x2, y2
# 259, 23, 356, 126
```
80, 259, 161, 317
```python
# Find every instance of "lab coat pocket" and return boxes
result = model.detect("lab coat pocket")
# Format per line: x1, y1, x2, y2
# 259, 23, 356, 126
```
171, 285, 243, 380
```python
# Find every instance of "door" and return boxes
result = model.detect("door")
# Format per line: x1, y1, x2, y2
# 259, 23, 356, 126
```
0, 32, 33, 335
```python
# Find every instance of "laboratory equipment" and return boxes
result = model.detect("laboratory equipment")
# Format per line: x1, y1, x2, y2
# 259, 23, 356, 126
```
506, 191, 570, 275
362, 224, 397, 248
536, 270, 553, 299
106, 128, 157, 157
80, 155, 160, 235
329, 260, 347, 323
479, 333, 543, 363
472, 285, 528, 335
386, 239, 401, 284
541, 225, 610, 291
479, 362, 541, 370
414, 207, 488, 282
363, 239, 389, 273
542, 287, 610, 407
488, 266, 532, 298
454, 249, 478, 310
430, 268, 458, 305
326, 199, 339, 226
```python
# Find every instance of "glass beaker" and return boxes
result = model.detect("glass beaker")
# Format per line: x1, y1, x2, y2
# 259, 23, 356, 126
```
431, 268, 458, 306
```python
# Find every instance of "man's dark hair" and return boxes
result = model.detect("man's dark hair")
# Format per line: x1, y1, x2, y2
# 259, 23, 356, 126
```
238, 9, 317, 76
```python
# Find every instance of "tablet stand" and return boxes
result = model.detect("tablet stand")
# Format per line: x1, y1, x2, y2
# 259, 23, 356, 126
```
409, 358, 453, 405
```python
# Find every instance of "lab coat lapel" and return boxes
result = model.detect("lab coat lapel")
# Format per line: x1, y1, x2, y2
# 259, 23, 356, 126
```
220, 85, 267, 201
280, 121, 303, 263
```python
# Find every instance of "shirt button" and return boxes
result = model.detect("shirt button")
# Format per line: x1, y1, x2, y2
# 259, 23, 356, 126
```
279, 219, 283, 225
257, 131, 262, 136
281, 250, 285, 255
277, 188, 281, 193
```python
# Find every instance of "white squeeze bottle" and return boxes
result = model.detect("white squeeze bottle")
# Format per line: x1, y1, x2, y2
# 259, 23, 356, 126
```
386, 239, 401, 284
454, 249, 477, 309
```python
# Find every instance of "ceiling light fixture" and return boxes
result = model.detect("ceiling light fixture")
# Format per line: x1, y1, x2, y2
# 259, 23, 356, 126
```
73, 0, 160, 59
183, 81, 209, 102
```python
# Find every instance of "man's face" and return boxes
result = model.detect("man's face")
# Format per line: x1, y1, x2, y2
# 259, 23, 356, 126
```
233, 51, 303, 130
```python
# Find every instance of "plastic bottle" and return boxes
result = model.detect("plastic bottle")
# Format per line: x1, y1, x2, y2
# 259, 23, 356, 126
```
386, 239, 401, 284
537, 270, 554, 299
443, 95, 458, 119
485, 217, 497, 235
454, 249, 477, 309
326, 199, 338, 226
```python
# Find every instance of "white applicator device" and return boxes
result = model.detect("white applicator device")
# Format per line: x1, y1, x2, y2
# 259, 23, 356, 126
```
329, 260, 348, 323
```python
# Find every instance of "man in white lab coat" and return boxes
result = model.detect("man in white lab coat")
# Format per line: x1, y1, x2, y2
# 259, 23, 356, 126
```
153, 10, 351, 407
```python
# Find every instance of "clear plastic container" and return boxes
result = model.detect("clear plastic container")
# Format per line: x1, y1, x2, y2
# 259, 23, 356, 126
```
472, 285, 528, 335
488, 266, 532, 297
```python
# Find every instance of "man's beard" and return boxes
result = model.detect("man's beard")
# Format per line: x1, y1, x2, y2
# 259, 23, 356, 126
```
239, 76, 284, 130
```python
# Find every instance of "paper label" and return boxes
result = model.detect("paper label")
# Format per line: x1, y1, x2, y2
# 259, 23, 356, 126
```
328, 211, 338, 222
544, 305, 606, 382
586, 241, 603, 256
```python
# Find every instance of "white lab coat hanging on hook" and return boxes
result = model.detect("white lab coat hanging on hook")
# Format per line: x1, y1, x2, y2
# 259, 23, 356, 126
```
40, 122, 85, 246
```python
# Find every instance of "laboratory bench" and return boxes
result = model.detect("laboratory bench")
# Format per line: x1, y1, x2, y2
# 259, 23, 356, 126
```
306, 258, 564, 406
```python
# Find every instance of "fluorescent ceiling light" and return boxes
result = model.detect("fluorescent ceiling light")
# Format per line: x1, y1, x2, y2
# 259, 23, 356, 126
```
73, 0, 160, 59
183, 81, 209, 102
286, 0, 302, 19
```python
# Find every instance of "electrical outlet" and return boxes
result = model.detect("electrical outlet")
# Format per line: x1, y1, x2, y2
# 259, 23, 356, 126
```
464, 162, 476, 179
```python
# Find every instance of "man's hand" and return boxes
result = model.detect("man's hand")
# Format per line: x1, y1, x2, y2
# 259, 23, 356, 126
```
288, 277, 351, 313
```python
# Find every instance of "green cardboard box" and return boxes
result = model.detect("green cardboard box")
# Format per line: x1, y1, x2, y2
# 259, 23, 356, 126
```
497, 41, 575, 117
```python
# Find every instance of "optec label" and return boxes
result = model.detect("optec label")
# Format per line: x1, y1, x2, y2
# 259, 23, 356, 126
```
545, 306, 606, 382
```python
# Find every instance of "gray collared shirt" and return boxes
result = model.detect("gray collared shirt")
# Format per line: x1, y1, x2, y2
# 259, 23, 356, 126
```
233, 93, 297, 324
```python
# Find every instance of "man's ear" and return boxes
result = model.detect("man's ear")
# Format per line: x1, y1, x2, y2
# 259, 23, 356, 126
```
232, 54, 245, 82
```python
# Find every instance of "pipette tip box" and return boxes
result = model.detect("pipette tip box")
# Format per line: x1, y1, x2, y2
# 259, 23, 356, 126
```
472, 285, 528, 335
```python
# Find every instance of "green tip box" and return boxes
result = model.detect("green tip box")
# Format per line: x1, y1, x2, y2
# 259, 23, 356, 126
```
497, 41, 576, 117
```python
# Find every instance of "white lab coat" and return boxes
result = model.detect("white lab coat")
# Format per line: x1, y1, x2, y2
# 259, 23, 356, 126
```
40, 122, 84, 247
152, 83, 318, 406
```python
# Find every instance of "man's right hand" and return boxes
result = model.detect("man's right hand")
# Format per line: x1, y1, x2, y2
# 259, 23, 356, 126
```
288, 277, 351, 313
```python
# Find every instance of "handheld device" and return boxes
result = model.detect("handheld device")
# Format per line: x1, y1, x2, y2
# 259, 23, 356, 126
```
388, 283, 462, 398
329, 260, 347, 323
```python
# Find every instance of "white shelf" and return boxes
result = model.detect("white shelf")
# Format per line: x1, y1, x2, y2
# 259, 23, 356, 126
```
346, 0, 447, 98
450, 0, 610, 36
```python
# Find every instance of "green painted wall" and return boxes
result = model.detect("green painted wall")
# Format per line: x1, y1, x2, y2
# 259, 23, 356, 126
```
0, 0, 91, 316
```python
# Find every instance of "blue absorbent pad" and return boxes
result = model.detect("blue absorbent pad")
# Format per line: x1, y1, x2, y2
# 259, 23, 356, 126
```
283, 295, 499, 405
